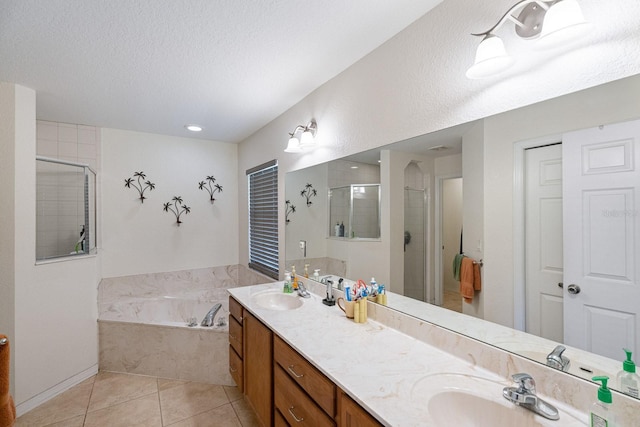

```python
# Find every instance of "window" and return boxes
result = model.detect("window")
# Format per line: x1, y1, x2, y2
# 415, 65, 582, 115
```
247, 160, 279, 279
36, 156, 97, 261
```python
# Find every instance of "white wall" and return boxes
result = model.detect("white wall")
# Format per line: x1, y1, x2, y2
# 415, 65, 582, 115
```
442, 178, 463, 292
237, 0, 640, 284
101, 128, 239, 278
0, 84, 101, 409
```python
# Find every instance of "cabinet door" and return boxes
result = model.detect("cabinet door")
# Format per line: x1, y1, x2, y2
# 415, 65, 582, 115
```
339, 392, 382, 427
245, 311, 273, 427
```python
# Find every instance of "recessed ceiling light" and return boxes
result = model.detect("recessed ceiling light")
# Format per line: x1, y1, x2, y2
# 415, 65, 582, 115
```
185, 124, 203, 132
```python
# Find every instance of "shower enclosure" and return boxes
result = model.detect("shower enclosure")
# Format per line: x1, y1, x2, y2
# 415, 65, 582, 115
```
403, 187, 426, 301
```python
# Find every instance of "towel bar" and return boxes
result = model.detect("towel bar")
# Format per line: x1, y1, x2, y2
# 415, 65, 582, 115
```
472, 259, 484, 267
0, 338, 7, 346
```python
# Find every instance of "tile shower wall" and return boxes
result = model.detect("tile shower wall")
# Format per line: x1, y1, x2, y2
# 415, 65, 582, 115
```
35, 121, 100, 259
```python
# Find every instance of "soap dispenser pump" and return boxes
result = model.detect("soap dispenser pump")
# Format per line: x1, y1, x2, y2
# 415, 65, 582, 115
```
617, 348, 639, 398
590, 376, 615, 427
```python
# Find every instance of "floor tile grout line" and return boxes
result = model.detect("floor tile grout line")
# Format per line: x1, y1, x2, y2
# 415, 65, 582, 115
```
81, 376, 97, 426
157, 378, 165, 427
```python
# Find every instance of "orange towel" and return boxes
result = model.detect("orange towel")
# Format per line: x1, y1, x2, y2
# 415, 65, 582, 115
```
459, 257, 481, 303
0, 335, 16, 427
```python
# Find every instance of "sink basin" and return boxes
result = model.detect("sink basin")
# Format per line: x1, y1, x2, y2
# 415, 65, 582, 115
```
428, 390, 546, 426
411, 373, 585, 426
251, 290, 304, 311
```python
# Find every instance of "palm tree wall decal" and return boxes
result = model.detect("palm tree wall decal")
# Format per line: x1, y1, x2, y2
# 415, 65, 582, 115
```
198, 175, 223, 203
285, 200, 296, 224
300, 183, 317, 206
163, 196, 191, 225
124, 171, 156, 203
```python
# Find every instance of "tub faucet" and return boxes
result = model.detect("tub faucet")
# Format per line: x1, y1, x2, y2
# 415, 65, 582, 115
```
201, 303, 222, 327
546, 345, 570, 372
503, 373, 559, 420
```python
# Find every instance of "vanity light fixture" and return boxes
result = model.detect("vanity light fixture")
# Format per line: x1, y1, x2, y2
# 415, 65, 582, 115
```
466, 0, 589, 79
284, 119, 317, 153
185, 124, 203, 132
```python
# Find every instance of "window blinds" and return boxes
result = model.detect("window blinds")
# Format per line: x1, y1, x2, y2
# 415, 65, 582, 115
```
247, 160, 279, 279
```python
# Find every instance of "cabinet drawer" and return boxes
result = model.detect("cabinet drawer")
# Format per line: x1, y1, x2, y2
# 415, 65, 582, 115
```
229, 296, 243, 324
274, 335, 336, 417
229, 315, 243, 357
229, 345, 243, 393
275, 365, 335, 427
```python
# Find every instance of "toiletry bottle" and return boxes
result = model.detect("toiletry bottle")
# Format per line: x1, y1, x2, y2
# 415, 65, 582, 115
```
617, 349, 639, 398
284, 273, 292, 293
370, 277, 377, 295
335, 222, 340, 237
291, 266, 298, 290
339, 221, 345, 237
590, 376, 615, 427
313, 269, 320, 281
304, 264, 309, 278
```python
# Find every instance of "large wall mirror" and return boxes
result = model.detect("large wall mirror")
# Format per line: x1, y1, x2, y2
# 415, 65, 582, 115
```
36, 157, 97, 261
285, 74, 640, 396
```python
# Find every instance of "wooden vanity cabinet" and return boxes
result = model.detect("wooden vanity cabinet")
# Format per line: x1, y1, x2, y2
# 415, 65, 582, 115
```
229, 297, 383, 427
338, 392, 383, 427
244, 310, 273, 427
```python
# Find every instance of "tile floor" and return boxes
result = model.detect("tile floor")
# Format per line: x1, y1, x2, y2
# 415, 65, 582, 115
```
15, 371, 260, 427
442, 289, 463, 313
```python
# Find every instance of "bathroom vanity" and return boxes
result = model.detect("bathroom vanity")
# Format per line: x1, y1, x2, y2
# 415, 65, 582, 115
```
226, 281, 624, 426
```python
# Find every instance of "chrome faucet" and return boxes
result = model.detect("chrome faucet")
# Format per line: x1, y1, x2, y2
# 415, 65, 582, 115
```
503, 373, 559, 420
200, 303, 222, 327
296, 282, 311, 298
546, 345, 570, 372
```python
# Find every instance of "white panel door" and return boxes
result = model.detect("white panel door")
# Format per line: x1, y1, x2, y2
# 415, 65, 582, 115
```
525, 144, 564, 342
563, 119, 640, 360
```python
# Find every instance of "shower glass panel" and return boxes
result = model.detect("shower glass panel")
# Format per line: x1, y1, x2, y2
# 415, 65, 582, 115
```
36, 157, 97, 261
404, 188, 426, 301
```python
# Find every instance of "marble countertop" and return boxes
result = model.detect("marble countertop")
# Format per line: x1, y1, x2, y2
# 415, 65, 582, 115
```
229, 282, 587, 426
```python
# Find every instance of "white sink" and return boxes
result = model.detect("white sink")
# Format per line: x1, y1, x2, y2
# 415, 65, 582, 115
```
411, 373, 585, 427
251, 290, 304, 311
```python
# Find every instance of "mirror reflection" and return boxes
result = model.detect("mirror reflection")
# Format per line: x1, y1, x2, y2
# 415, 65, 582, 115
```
285, 74, 640, 396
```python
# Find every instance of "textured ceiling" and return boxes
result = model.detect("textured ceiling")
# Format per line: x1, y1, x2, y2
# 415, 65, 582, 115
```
0, 0, 443, 142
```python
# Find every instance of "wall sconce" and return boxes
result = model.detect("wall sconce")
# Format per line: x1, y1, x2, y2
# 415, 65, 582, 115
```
284, 119, 317, 153
466, 0, 589, 79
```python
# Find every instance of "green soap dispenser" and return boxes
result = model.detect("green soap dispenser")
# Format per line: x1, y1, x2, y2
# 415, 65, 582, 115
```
616, 348, 640, 398
590, 376, 615, 427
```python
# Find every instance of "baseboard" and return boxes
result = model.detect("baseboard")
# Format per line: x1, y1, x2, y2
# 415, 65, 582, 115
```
15, 364, 98, 417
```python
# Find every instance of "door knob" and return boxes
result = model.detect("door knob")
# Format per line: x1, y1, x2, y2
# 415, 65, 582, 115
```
567, 284, 581, 295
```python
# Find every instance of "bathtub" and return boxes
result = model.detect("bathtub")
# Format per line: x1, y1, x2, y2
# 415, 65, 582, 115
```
97, 265, 273, 385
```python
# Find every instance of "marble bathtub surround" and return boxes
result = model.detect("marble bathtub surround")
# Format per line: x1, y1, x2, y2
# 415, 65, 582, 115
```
98, 264, 274, 385
246, 278, 640, 426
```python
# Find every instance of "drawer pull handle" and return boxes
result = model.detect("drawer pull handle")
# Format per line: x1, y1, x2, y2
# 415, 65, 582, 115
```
229, 334, 237, 341
288, 406, 304, 422
229, 366, 237, 373
287, 365, 304, 378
